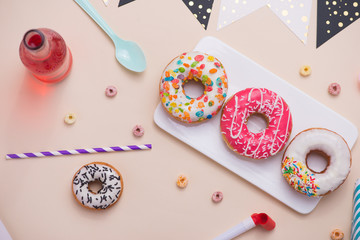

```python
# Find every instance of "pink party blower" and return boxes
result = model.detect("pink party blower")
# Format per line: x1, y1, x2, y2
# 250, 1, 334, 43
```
213, 213, 276, 240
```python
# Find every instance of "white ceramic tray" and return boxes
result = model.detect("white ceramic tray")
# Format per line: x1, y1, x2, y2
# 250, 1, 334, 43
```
0, 220, 12, 240
154, 36, 358, 214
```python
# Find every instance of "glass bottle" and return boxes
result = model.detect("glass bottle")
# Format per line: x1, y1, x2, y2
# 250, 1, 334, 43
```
19, 28, 72, 83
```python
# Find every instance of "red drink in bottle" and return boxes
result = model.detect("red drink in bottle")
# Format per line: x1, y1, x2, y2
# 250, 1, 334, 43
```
19, 28, 72, 83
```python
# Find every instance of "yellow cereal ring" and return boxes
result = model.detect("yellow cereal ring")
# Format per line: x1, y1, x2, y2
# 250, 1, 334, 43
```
300, 65, 312, 77
64, 113, 76, 125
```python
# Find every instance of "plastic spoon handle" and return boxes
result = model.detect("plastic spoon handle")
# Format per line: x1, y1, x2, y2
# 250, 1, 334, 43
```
213, 217, 256, 240
75, 0, 117, 40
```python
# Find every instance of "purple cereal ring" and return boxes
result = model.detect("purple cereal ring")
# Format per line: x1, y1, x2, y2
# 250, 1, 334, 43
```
105, 86, 117, 97
212, 191, 223, 203
328, 83, 341, 96
132, 125, 144, 137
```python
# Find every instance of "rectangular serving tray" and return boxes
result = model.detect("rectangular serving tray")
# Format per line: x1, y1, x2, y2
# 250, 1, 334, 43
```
154, 36, 358, 214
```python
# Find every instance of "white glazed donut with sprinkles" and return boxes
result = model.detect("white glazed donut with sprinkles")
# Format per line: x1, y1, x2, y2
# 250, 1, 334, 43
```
159, 51, 228, 124
72, 162, 123, 210
281, 128, 351, 197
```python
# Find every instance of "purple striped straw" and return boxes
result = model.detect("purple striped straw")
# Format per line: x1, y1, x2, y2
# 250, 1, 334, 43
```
6, 144, 152, 159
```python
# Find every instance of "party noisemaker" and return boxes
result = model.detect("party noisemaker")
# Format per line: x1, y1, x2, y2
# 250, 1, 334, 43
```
213, 213, 276, 240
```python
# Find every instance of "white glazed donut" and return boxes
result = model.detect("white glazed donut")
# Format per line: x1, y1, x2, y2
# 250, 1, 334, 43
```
159, 51, 228, 123
72, 162, 123, 209
281, 128, 351, 197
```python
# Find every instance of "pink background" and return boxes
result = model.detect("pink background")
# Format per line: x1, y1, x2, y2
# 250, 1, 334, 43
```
0, 0, 360, 239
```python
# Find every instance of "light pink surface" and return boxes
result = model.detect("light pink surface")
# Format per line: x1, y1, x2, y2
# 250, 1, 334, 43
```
221, 88, 292, 159
0, 0, 360, 240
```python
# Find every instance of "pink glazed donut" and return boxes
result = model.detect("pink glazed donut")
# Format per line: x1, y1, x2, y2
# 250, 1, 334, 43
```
220, 88, 293, 159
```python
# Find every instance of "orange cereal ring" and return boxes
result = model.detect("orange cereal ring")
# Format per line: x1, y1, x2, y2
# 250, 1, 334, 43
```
176, 175, 188, 188
330, 229, 344, 240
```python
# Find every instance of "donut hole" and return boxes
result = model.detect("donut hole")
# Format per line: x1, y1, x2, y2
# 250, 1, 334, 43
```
183, 79, 205, 99
306, 150, 330, 173
246, 113, 269, 133
88, 179, 103, 194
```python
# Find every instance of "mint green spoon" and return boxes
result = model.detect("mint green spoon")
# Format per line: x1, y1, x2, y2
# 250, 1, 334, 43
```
75, 0, 146, 72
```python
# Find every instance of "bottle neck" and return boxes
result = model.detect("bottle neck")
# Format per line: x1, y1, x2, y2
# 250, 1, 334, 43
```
23, 29, 50, 59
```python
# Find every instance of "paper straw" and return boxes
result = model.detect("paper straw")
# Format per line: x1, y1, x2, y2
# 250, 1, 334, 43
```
6, 144, 152, 160
351, 179, 360, 240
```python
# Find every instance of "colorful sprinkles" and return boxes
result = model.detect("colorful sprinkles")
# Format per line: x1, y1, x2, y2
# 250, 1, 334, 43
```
282, 156, 320, 197
159, 52, 228, 124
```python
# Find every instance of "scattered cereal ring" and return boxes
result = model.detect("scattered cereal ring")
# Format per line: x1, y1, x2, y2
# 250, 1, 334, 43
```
212, 191, 223, 203
132, 125, 144, 137
64, 113, 76, 125
176, 175, 188, 188
300, 65, 312, 77
330, 229, 344, 240
105, 86, 117, 97
328, 83, 341, 96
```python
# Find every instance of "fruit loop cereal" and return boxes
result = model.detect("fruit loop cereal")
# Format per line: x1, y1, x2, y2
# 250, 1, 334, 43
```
64, 113, 76, 125
105, 85, 117, 97
132, 125, 144, 137
299, 65, 311, 77
212, 191, 223, 203
176, 175, 188, 188
330, 229, 344, 240
328, 83, 341, 96
159, 52, 228, 124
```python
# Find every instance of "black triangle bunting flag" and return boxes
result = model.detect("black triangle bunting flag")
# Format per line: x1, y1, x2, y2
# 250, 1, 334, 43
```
182, 0, 214, 30
317, 0, 360, 48
118, 0, 135, 7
